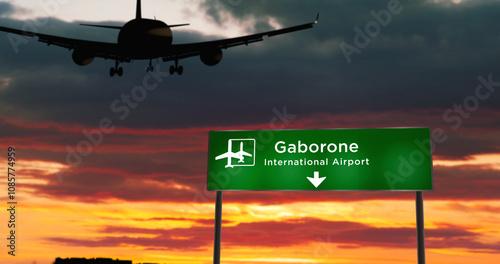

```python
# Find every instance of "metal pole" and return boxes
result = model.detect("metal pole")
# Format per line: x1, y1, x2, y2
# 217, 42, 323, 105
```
416, 191, 426, 264
213, 191, 223, 264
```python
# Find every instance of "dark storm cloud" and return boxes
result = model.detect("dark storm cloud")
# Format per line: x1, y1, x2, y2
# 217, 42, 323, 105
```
0, 2, 14, 17
198, 0, 500, 112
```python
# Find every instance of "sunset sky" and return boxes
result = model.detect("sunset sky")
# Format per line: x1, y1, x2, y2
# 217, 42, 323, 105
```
1, 0, 500, 264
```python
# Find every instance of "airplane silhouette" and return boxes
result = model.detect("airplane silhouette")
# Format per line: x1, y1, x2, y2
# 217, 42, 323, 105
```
215, 140, 252, 168
0, 0, 318, 77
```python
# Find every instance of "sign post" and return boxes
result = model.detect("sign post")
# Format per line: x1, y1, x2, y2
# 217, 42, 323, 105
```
207, 128, 432, 263
416, 191, 426, 264
213, 191, 222, 264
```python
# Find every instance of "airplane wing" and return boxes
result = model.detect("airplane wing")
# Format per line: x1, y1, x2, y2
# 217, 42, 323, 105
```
161, 14, 319, 63
237, 151, 252, 157
0, 25, 130, 63
215, 152, 234, 160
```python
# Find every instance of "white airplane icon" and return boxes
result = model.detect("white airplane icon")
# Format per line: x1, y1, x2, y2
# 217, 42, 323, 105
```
215, 140, 253, 168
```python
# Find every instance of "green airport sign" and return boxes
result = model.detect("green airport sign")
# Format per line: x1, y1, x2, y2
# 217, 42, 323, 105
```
207, 128, 432, 191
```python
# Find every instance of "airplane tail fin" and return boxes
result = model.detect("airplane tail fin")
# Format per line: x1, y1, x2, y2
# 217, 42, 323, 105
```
136, 0, 142, 19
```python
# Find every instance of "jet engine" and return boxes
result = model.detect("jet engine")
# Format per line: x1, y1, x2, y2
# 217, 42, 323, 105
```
72, 49, 95, 66
200, 48, 223, 66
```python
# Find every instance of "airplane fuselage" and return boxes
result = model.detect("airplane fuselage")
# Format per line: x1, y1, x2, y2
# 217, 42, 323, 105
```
118, 18, 172, 59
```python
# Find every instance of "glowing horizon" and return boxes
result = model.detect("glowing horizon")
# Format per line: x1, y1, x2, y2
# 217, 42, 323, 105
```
2, 110, 500, 264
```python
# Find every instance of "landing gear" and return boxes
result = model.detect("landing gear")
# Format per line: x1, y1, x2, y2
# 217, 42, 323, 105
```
110, 60, 123, 77
169, 65, 183, 75
146, 59, 154, 72
169, 60, 183, 75
109, 67, 123, 77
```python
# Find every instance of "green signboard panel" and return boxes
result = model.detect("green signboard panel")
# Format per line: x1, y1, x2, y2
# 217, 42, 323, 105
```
207, 128, 432, 191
